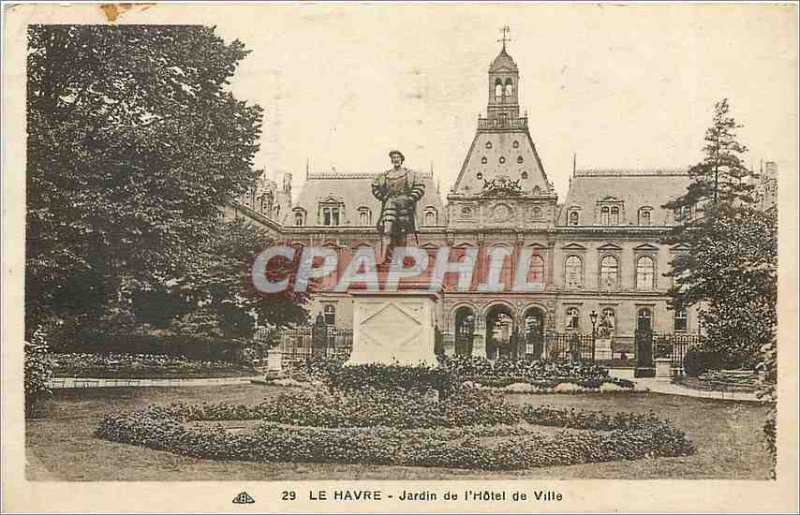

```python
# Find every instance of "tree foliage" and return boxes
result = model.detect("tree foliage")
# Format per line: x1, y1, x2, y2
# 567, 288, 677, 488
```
25, 25, 296, 338
663, 99, 776, 368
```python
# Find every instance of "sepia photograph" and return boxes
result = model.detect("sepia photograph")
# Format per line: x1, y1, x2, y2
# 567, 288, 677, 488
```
2, 2, 798, 513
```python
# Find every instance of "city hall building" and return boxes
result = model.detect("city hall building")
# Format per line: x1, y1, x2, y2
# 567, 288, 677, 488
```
227, 44, 773, 360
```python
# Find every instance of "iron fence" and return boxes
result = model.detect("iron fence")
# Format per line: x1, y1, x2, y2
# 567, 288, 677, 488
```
653, 332, 700, 373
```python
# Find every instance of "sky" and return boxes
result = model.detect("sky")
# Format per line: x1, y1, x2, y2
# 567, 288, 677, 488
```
152, 4, 796, 201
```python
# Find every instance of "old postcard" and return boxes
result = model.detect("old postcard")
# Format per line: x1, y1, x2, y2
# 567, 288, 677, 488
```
2, 2, 798, 513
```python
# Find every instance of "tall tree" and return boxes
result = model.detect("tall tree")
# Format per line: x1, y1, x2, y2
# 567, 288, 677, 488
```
663, 99, 776, 367
26, 25, 263, 337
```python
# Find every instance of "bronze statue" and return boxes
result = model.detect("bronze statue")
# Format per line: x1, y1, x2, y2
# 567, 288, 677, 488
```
371, 150, 425, 263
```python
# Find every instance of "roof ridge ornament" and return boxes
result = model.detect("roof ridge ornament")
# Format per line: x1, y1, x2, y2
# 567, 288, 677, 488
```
498, 25, 511, 52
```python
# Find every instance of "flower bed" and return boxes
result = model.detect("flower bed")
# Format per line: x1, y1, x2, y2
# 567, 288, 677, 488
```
48, 353, 255, 379
95, 390, 695, 470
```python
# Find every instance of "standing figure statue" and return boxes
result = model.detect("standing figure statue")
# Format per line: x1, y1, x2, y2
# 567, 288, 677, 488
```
371, 150, 426, 264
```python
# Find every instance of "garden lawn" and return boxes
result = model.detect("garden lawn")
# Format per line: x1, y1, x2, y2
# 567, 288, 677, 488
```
26, 385, 771, 480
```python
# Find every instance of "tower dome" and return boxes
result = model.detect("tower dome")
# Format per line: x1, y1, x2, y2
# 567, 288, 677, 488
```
489, 48, 518, 73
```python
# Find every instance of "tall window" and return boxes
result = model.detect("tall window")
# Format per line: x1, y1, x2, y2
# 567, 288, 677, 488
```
358, 207, 371, 226
600, 206, 610, 225
637, 308, 652, 331
323, 305, 336, 325
495, 79, 503, 98
674, 309, 688, 332
294, 212, 304, 226
565, 307, 580, 331
527, 255, 545, 285
569, 211, 579, 226
610, 206, 620, 225
600, 255, 619, 290
639, 208, 651, 226
504, 78, 513, 96
565, 256, 582, 289
636, 256, 655, 291
322, 206, 342, 226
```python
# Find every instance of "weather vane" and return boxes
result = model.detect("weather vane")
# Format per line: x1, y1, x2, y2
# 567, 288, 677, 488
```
498, 25, 511, 50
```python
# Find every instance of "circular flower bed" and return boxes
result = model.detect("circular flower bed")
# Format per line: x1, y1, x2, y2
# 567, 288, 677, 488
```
95, 389, 695, 470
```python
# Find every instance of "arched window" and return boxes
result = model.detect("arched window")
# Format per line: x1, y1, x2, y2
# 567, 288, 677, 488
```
674, 309, 688, 332
323, 305, 336, 325
294, 212, 304, 226
495, 78, 503, 98
357, 207, 371, 226
424, 207, 438, 226
481, 156, 488, 164
600, 255, 618, 290
569, 211, 579, 226
565, 307, 580, 331
485, 141, 493, 149
565, 256, 582, 289
600, 206, 610, 225
639, 208, 652, 226
610, 206, 620, 225
504, 78, 513, 96
636, 256, 655, 291
527, 255, 545, 285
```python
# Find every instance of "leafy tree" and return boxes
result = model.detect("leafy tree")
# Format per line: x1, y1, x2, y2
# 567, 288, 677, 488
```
26, 25, 263, 338
663, 99, 776, 368
138, 219, 310, 339
25, 328, 53, 417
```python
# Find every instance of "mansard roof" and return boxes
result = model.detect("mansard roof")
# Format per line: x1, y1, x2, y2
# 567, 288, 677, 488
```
292, 170, 445, 227
557, 168, 690, 226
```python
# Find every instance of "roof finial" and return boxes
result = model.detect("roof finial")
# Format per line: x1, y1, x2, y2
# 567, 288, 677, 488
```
305, 158, 309, 179
573, 152, 577, 176
498, 25, 511, 52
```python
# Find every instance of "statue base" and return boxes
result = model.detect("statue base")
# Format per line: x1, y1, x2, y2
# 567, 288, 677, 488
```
346, 282, 441, 367
595, 338, 613, 360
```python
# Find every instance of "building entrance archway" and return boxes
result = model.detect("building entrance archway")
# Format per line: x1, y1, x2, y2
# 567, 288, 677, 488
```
521, 307, 545, 360
454, 306, 475, 356
485, 304, 515, 359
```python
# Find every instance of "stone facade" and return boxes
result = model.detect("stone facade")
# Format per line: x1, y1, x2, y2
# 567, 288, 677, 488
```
236, 44, 710, 358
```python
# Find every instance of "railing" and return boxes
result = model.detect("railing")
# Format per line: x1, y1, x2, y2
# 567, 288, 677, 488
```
274, 326, 353, 367
477, 117, 528, 131
653, 332, 700, 373
542, 333, 595, 363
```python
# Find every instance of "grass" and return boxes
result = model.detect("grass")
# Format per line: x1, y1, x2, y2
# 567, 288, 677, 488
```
25, 385, 772, 481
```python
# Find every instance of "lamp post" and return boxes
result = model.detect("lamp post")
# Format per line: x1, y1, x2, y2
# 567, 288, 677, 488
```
589, 310, 598, 364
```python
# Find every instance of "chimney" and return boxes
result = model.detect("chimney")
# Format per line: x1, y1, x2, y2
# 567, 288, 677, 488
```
282, 172, 292, 195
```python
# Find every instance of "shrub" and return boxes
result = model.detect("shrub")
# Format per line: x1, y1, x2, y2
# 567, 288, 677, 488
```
25, 329, 53, 417
47, 352, 254, 379
322, 363, 459, 398
95, 399, 695, 470
683, 348, 718, 377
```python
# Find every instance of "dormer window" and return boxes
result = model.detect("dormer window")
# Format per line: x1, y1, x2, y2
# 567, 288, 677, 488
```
424, 206, 438, 226
481, 157, 488, 164
293, 208, 306, 226
485, 141, 493, 149
320, 201, 343, 226
638, 207, 653, 226
568, 211, 579, 226
597, 199, 624, 226
357, 206, 372, 226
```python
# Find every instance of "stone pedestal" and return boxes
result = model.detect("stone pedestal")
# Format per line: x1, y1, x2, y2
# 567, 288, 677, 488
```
595, 338, 613, 360
346, 288, 441, 367
265, 351, 284, 378
655, 357, 672, 378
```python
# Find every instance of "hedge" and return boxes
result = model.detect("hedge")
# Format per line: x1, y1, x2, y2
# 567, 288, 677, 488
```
95, 400, 695, 470
48, 353, 256, 379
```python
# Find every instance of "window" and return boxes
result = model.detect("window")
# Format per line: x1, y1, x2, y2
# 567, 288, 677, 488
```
504, 78, 513, 96
565, 256, 582, 289
461, 206, 472, 218
481, 156, 488, 164
485, 141, 493, 149
600, 255, 619, 290
294, 212, 304, 226
674, 205, 691, 223
521, 171, 528, 179
499, 156, 506, 164
674, 309, 688, 332
600, 206, 610, 225
321, 205, 342, 226
636, 256, 655, 291
527, 255, 545, 285
639, 208, 652, 226
513, 140, 519, 149
568, 211, 579, 226
565, 307, 580, 331
424, 207, 438, 226
323, 305, 336, 325
610, 206, 620, 225
494, 79, 503, 98
357, 207, 371, 226
476, 172, 483, 180
532, 207, 542, 219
